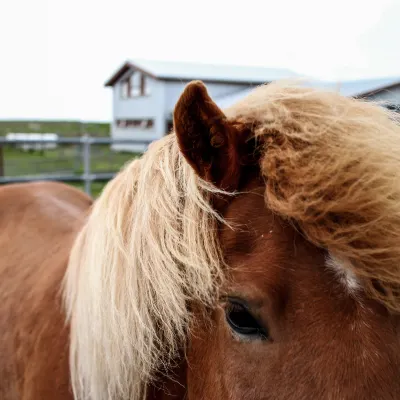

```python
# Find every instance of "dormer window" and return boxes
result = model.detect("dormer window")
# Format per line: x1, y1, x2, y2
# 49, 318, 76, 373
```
120, 70, 150, 98
143, 75, 151, 96
120, 78, 130, 99
130, 71, 141, 97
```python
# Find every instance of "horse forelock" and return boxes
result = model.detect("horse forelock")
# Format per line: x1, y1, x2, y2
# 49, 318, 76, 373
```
225, 80, 400, 312
63, 134, 230, 400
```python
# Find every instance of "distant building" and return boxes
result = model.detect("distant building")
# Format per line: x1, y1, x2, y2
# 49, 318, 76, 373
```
105, 59, 400, 152
104, 59, 298, 152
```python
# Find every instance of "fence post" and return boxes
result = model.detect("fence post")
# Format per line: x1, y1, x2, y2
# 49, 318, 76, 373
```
82, 135, 91, 196
0, 145, 3, 177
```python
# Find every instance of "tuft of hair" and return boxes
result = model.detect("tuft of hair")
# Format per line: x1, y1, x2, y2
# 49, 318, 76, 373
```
224, 80, 400, 312
63, 134, 228, 400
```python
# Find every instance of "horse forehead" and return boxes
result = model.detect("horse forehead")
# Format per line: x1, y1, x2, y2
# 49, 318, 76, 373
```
220, 182, 298, 256
221, 186, 288, 284
220, 180, 327, 299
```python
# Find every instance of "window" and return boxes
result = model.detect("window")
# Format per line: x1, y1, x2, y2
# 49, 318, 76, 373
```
142, 75, 151, 96
166, 121, 173, 133
116, 119, 154, 129
120, 70, 151, 99
130, 72, 142, 97
386, 103, 400, 112
120, 79, 130, 99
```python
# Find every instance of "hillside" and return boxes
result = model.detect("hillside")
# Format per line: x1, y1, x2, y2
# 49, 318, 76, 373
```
0, 120, 111, 137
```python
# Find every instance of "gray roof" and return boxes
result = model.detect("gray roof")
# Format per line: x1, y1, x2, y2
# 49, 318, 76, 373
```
215, 76, 400, 109
304, 76, 400, 97
105, 58, 299, 86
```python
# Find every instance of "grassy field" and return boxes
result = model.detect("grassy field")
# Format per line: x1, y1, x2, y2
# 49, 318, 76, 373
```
0, 120, 110, 137
1, 145, 140, 198
0, 120, 139, 198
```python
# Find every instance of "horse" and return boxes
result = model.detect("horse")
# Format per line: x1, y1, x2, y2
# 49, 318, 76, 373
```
1, 80, 400, 400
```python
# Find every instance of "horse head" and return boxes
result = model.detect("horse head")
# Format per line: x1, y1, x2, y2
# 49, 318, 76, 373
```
65, 80, 400, 399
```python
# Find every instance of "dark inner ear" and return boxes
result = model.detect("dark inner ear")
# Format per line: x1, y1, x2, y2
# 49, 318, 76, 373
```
173, 80, 260, 192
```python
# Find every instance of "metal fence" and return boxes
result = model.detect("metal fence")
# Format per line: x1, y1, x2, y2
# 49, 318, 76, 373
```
0, 136, 153, 195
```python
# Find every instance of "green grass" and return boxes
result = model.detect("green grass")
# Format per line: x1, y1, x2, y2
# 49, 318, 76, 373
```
2, 145, 136, 175
0, 120, 110, 137
0, 120, 139, 198
0, 145, 140, 198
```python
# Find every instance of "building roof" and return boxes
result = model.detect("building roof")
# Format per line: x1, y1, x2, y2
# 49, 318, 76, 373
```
215, 76, 400, 110
306, 76, 400, 97
104, 58, 299, 86
215, 87, 256, 109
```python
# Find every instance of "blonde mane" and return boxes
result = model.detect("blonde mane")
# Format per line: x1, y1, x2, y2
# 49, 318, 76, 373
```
64, 80, 400, 400
64, 134, 229, 400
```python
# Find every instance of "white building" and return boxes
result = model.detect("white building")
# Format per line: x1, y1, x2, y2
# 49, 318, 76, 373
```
104, 59, 298, 152
105, 59, 400, 152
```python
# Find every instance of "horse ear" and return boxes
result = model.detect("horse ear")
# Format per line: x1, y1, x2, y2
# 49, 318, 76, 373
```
173, 80, 243, 191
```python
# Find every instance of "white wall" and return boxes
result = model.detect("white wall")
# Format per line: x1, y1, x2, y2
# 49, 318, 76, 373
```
110, 123, 159, 153
110, 75, 259, 152
112, 75, 166, 139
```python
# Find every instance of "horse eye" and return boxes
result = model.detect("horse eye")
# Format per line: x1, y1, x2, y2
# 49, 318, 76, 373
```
225, 299, 269, 340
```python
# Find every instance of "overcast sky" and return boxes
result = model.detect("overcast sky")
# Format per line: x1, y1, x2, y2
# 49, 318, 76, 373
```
0, 0, 399, 121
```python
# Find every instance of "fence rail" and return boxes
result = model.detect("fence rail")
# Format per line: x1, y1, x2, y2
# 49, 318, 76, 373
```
0, 136, 152, 195
0, 136, 152, 145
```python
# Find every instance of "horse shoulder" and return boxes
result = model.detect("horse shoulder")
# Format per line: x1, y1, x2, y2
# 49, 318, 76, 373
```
0, 181, 92, 399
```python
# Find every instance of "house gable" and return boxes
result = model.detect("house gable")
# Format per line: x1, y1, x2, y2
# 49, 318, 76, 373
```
105, 62, 157, 87
104, 59, 298, 87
